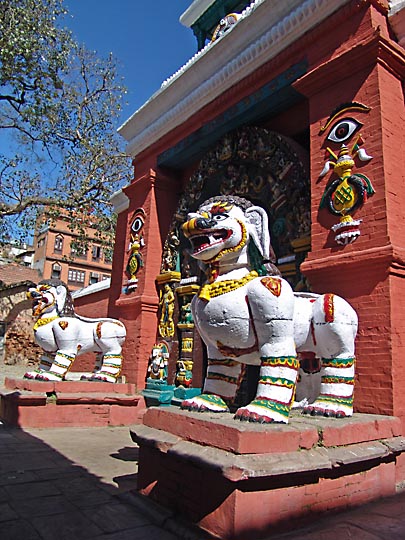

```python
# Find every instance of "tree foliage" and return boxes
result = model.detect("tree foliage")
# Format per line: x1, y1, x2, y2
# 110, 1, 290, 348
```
0, 0, 129, 246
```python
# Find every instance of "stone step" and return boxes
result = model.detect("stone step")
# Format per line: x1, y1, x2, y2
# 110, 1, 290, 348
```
4, 376, 136, 395
131, 422, 405, 481
141, 406, 403, 454
1, 390, 141, 405
131, 407, 405, 540
0, 378, 146, 428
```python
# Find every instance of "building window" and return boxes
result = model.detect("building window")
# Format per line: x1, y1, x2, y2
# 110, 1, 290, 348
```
70, 242, 87, 260
89, 272, 99, 285
102, 274, 110, 281
104, 248, 113, 263
54, 235, 63, 253
51, 263, 62, 279
67, 269, 85, 285
92, 245, 102, 261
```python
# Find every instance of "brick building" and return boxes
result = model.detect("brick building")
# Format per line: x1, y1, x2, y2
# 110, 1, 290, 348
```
32, 214, 112, 291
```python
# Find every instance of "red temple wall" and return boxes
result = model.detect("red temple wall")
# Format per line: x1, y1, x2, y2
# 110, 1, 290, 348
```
110, 168, 183, 387
109, 1, 405, 421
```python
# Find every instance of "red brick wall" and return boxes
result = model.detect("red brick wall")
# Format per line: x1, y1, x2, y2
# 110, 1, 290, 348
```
137, 444, 398, 540
295, 5, 404, 417
111, 168, 183, 389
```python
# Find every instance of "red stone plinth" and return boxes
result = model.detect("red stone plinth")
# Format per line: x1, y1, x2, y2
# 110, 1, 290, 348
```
131, 407, 405, 540
0, 377, 146, 428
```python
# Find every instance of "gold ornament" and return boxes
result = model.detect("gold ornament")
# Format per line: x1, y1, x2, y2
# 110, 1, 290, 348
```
198, 271, 258, 301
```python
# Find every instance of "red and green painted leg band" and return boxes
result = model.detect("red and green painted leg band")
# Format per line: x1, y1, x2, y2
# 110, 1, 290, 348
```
203, 359, 245, 400
24, 354, 54, 379
36, 351, 75, 381
38, 354, 53, 372
316, 357, 355, 414
248, 356, 299, 422
94, 353, 103, 373
184, 359, 245, 411
94, 353, 123, 383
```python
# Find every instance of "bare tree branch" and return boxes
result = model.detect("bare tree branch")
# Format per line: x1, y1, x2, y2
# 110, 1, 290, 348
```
0, 0, 129, 246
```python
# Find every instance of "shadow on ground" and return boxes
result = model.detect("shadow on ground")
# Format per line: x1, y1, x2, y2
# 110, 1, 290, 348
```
0, 424, 210, 540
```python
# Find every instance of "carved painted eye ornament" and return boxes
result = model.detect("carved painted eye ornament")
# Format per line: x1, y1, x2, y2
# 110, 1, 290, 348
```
318, 102, 375, 246
326, 118, 362, 144
212, 213, 228, 221
131, 208, 146, 234
131, 217, 143, 233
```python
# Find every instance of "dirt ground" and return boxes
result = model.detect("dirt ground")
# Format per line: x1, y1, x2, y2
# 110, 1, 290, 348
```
1, 361, 28, 386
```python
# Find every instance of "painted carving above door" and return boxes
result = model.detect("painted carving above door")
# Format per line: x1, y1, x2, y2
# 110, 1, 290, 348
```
161, 126, 310, 290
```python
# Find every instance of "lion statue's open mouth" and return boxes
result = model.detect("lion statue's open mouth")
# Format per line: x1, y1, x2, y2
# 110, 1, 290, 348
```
189, 229, 232, 254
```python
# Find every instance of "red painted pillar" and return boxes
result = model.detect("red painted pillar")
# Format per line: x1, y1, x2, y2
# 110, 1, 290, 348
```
295, 23, 405, 419
110, 164, 181, 389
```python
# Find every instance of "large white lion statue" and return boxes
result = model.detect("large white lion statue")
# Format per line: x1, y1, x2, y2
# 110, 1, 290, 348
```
181, 196, 358, 423
25, 279, 126, 383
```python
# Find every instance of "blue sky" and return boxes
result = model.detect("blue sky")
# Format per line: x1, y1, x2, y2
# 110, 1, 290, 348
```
64, 1, 197, 127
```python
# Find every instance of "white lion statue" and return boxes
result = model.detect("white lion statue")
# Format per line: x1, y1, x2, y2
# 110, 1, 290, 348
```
180, 196, 358, 423
25, 279, 126, 383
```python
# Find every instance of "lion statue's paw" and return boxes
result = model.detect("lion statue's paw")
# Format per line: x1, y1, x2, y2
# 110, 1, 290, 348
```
35, 372, 64, 382
302, 399, 353, 418
24, 370, 42, 380
181, 394, 230, 413
24, 369, 58, 381
89, 372, 117, 383
234, 399, 289, 424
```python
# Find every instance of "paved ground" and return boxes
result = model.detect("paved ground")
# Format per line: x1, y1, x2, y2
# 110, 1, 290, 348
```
2, 363, 405, 539
0, 423, 214, 540
0, 363, 210, 539
2, 423, 405, 540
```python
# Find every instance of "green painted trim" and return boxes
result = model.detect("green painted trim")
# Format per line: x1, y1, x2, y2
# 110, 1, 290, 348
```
157, 60, 308, 168
190, 0, 250, 48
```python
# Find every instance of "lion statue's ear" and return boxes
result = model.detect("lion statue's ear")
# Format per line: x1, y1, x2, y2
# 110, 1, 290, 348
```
55, 285, 67, 314
245, 206, 270, 260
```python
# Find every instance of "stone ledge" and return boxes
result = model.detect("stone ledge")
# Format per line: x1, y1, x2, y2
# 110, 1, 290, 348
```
0, 386, 146, 428
0, 389, 142, 406
130, 423, 405, 482
4, 377, 137, 395
0, 391, 46, 406
131, 424, 182, 453
382, 436, 405, 453
140, 406, 402, 454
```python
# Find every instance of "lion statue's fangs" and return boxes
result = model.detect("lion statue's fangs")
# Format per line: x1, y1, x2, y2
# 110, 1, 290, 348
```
25, 279, 126, 383
180, 196, 358, 424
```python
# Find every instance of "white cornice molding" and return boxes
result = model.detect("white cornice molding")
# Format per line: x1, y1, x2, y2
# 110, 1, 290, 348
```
119, 0, 351, 159
72, 278, 111, 299
110, 188, 129, 214
180, 0, 217, 28
389, 0, 405, 15
161, 0, 285, 89
389, 0, 405, 47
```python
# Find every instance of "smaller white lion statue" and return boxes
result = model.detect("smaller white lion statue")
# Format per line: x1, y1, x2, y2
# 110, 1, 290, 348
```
25, 279, 126, 383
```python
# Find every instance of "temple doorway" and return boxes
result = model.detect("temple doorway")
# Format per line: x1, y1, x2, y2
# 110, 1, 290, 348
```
154, 126, 312, 401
